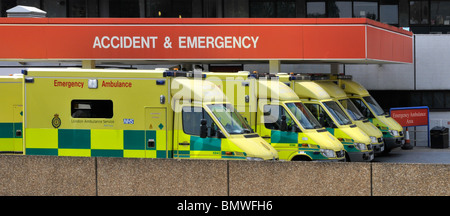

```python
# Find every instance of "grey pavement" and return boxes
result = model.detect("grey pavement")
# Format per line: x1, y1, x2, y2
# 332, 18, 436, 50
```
373, 146, 450, 164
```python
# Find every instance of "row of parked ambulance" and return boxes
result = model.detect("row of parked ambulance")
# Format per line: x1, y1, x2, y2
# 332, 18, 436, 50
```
0, 68, 404, 162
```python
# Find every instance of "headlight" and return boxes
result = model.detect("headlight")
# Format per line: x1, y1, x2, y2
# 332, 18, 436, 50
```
320, 149, 336, 158
246, 157, 264, 161
354, 143, 368, 151
370, 136, 377, 144
389, 130, 399, 136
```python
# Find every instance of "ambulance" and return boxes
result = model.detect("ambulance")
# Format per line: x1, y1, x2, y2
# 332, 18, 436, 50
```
333, 76, 404, 154
0, 75, 23, 154
22, 68, 278, 160
203, 71, 345, 162
280, 74, 374, 162
311, 80, 385, 154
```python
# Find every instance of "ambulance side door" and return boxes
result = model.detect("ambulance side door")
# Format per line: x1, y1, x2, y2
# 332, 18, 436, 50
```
175, 105, 222, 159
258, 102, 299, 150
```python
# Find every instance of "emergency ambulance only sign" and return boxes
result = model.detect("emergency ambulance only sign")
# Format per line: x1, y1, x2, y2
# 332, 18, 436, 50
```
390, 106, 429, 127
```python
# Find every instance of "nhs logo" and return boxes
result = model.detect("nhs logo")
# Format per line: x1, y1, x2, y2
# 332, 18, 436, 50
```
123, 119, 134, 124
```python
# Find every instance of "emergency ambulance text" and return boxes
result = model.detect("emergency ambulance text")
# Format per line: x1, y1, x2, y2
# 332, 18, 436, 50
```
54, 80, 84, 88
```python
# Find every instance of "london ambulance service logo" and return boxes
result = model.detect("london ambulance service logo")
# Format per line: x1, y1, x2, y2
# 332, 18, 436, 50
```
52, 114, 61, 128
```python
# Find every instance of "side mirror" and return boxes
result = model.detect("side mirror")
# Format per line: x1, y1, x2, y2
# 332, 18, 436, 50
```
293, 125, 301, 133
200, 119, 208, 138
280, 115, 288, 131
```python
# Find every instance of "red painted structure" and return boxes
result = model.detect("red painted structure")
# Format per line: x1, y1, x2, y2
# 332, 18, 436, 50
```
0, 18, 413, 64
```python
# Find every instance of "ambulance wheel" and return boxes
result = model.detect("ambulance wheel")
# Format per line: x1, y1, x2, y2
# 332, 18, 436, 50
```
291, 155, 312, 161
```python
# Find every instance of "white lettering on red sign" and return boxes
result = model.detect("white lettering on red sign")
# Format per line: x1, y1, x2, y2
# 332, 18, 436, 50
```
93, 36, 158, 49
92, 36, 260, 49
178, 36, 259, 49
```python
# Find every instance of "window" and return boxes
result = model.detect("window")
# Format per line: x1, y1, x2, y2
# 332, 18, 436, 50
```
109, 0, 140, 17
339, 99, 366, 121
146, 0, 192, 18
71, 100, 113, 118
303, 103, 336, 128
323, 101, 353, 125
250, 0, 296, 18
328, 1, 352, 18
182, 106, 215, 136
380, 0, 398, 25
307, 1, 326, 18
410, 1, 429, 25
207, 104, 253, 134
285, 102, 322, 129
431, 1, 450, 25
263, 105, 298, 132
350, 98, 375, 118
353, 1, 378, 20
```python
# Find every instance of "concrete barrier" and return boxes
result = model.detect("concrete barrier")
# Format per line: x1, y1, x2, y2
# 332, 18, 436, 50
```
97, 157, 228, 196
228, 161, 371, 196
0, 155, 448, 196
0, 155, 96, 196
372, 163, 450, 196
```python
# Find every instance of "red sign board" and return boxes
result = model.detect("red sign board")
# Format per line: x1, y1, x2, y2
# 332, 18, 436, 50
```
0, 18, 413, 63
390, 107, 429, 127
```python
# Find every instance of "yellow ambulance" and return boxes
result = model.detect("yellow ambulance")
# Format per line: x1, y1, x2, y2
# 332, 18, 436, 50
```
280, 74, 374, 162
312, 80, 385, 154
0, 75, 23, 154
204, 71, 345, 162
22, 68, 278, 160
333, 76, 404, 154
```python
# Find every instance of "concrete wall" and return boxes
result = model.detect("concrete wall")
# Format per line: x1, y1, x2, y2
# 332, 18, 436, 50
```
0, 155, 448, 196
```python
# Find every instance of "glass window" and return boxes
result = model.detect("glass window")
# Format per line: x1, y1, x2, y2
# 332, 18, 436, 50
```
250, 0, 276, 17
353, 1, 378, 20
207, 104, 253, 134
339, 99, 366, 121
410, 1, 429, 25
304, 103, 336, 128
307, 1, 326, 18
350, 98, 375, 118
68, 0, 87, 17
263, 105, 298, 132
182, 106, 216, 137
71, 100, 113, 118
328, 1, 352, 18
363, 96, 386, 116
285, 102, 322, 129
277, 0, 296, 18
146, 0, 192, 18
250, 0, 296, 18
109, 0, 140, 17
380, 0, 399, 24
431, 1, 450, 25
323, 101, 353, 125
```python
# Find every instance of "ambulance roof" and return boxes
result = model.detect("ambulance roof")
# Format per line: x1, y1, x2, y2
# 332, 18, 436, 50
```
170, 78, 227, 102
292, 81, 331, 100
313, 80, 347, 99
257, 79, 299, 101
339, 79, 370, 96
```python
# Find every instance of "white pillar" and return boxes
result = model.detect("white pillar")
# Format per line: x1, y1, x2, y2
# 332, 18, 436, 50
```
269, 60, 280, 74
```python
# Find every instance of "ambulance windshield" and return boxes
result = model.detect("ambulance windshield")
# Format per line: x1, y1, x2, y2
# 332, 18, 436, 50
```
207, 104, 253, 134
285, 102, 322, 129
323, 101, 352, 125
338, 99, 366, 121
363, 96, 386, 116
